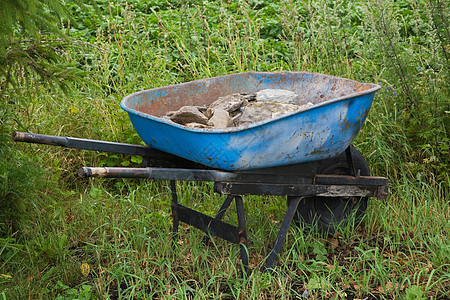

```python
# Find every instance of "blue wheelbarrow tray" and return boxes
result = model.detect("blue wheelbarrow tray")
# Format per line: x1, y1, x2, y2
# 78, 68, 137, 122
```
121, 72, 380, 170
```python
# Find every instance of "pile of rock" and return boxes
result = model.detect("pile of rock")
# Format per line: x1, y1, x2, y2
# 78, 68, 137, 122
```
164, 89, 313, 129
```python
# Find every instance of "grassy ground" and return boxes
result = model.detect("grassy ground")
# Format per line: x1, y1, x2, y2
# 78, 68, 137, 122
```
1, 0, 449, 299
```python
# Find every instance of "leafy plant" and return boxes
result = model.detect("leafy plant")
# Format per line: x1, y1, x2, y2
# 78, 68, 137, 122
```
53, 281, 95, 300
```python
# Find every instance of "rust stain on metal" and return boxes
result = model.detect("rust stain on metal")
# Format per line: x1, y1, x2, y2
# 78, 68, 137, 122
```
356, 83, 371, 93
135, 77, 251, 118
340, 117, 353, 131
238, 228, 247, 244
309, 149, 324, 155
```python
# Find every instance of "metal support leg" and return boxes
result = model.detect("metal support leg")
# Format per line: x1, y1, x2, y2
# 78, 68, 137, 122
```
234, 195, 249, 275
345, 146, 356, 176
264, 197, 302, 272
201, 195, 234, 245
170, 180, 179, 247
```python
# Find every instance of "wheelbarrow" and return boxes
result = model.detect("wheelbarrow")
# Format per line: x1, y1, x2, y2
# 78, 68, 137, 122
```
13, 72, 388, 274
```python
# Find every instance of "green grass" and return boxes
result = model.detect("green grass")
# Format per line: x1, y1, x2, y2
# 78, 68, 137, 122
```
1, 0, 449, 299
1, 178, 448, 298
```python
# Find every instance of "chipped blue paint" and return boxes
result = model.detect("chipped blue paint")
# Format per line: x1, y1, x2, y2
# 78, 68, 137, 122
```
121, 72, 380, 170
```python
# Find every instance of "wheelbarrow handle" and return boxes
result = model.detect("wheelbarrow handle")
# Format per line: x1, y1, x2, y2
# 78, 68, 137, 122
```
13, 131, 71, 147
12, 131, 172, 160
78, 166, 237, 182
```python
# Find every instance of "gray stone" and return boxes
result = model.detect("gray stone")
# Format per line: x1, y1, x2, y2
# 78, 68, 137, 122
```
256, 89, 298, 104
236, 102, 300, 126
209, 93, 252, 113
185, 122, 212, 129
203, 107, 214, 119
297, 102, 314, 111
242, 92, 256, 102
169, 106, 209, 125
195, 106, 208, 113
207, 109, 233, 129
163, 91, 310, 129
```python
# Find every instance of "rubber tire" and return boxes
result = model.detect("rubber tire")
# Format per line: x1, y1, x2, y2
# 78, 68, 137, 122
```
288, 146, 370, 235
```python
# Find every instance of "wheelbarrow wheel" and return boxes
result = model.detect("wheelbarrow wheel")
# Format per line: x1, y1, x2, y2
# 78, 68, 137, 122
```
288, 146, 370, 235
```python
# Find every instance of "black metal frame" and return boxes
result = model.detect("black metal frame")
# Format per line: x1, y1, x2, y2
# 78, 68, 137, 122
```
13, 132, 389, 274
